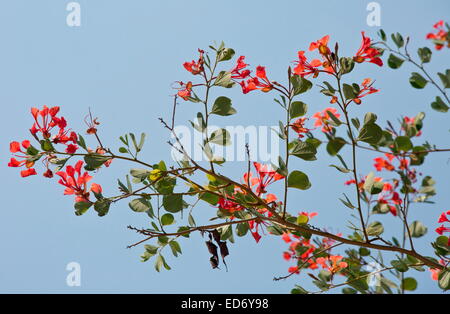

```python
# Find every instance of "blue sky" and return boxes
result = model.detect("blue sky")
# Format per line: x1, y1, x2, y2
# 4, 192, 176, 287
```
0, 0, 449, 293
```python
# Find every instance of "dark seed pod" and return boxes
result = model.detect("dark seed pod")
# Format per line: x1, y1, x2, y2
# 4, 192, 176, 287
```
205, 240, 218, 256
218, 241, 229, 259
211, 229, 221, 244
210, 256, 219, 269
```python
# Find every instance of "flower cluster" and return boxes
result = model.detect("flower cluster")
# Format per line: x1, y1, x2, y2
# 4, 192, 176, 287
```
217, 162, 284, 242
312, 107, 340, 133
426, 20, 450, 50
436, 210, 450, 245
56, 160, 102, 203
282, 212, 347, 275
8, 106, 79, 178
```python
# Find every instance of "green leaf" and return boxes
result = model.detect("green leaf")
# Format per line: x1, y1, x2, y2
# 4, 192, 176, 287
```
236, 222, 249, 237
417, 47, 432, 63
431, 96, 449, 113
199, 191, 219, 205
77, 134, 88, 151
129, 198, 152, 212
391, 259, 409, 272
289, 101, 308, 119
363, 112, 378, 125
290, 76, 312, 95
438, 270, 450, 290
74, 201, 92, 216
378, 29, 387, 41
211, 96, 236, 116
217, 47, 235, 62
144, 244, 158, 255
395, 136, 413, 151
209, 128, 231, 146
130, 168, 151, 183
438, 70, 450, 88
409, 221, 427, 238
343, 83, 357, 100
169, 240, 182, 257
409, 72, 428, 89
290, 141, 317, 161
391, 32, 404, 48
358, 123, 382, 145
287, 171, 311, 190
155, 254, 171, 272
163, 194, 183, 213
161, 213, 175, 226
387, 54, 404, 69
84, 154, 111, 171
214, 71, 234, 88
401, 277, 417, 291
40, 139, 54, 152
326, 137, 346, 156
94, 199, 111, 217
339, 57, 355, 74
366, 221, 384, 236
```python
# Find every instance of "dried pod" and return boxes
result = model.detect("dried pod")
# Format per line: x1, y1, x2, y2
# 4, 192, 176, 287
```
218, 241, 229, 260
211, 229, 221, 244
210, 256, 219, 269
205, 240, 218, 256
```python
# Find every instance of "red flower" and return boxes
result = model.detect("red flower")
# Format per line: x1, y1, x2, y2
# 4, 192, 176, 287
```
309, 35, 331, 55
312, 107, 340, 133
30, 106, 62, 139
230, 56, 251, 79
352, 78, 379, 104
293, 51, 323, 78
176, 81, 193, 101
353, 32, 383, 66
20, 168, 38, 178
438, 211, 450, 223
282, 233, 291, 243
56, 160, 97, 203
183, 49, 205, 75
8, 140, 37, 177
252, 162, 284, 195
290, 117, 310, 138
288, 266, 300, 274
238, 65, 273, 94
217, 197, 244, 214
426, 20, 449, 50
374, 154, 395, 171
436, 225, 450, 235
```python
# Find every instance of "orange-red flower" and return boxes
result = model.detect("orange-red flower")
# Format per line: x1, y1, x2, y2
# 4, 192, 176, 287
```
293, 51, 323, 78
238, 65, 273, 94
251, 162, 284, 195
426, 20, 449, 50
290, 117, 310, 138
312, 107, 340, 133
30, 106, 64, 139
353, 32, 383, 66
316, 255, 348, 273
230, 56, 251, 79
8, 140, 37, 177
374, 154, 395, 171
309, 35, 331, 55
183, 49, 205, 75
352, 78, 379, 104
56, 160, 99, 203
176, 81, 193, 100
